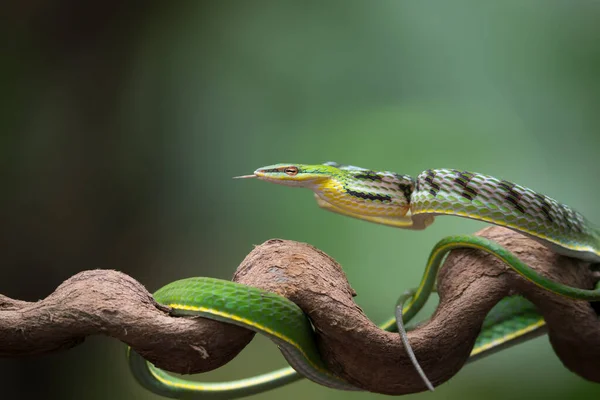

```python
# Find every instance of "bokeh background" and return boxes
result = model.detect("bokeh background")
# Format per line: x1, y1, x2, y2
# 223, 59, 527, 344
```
2, 1, 600, 399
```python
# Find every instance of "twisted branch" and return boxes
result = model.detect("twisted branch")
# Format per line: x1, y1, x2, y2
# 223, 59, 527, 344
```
0, 226, 599, 395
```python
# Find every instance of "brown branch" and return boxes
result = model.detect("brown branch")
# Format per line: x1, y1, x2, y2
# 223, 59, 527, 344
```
0, 226, 599, 395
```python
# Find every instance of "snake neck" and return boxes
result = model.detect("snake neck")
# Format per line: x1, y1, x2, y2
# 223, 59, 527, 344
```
313, 168, 414, 219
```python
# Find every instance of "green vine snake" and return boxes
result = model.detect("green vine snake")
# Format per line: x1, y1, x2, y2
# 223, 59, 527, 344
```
129, 162, 600, 398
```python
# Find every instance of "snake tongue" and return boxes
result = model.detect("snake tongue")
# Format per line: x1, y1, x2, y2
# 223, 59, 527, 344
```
232, 174, 257, 179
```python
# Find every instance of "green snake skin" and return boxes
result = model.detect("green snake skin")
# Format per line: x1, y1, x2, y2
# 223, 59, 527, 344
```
153, 277, 356, 390
412, 169, 600, 262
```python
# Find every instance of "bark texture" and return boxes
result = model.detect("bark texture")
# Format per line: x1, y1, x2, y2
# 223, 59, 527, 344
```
0, 227, 598, 394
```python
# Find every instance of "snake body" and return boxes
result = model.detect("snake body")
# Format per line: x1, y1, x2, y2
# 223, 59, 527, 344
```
412, 168, 600, 261
130, 162, 600, 398
129, 278, 357, 398
316, 162, 600, 262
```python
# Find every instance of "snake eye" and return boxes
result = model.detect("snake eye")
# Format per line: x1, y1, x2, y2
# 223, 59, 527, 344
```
284, 166, 299, 176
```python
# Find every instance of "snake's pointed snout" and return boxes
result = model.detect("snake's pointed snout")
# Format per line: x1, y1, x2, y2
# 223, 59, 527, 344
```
233, 168, 269, 180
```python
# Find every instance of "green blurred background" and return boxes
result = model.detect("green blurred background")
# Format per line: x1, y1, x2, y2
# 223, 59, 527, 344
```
2, 1, 600, 399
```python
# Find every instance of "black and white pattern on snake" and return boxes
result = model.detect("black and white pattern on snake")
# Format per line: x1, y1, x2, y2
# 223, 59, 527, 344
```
413, 169, 590, 238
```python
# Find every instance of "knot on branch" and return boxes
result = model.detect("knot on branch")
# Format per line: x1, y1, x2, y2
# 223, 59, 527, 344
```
0, 227, 598, 395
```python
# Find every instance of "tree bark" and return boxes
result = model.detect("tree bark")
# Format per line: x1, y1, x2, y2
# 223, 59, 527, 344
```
0, 226, 598, 394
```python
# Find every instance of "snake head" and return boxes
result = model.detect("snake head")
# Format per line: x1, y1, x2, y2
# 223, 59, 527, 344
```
236, 162, 418, 228
234, 163, 336, 188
